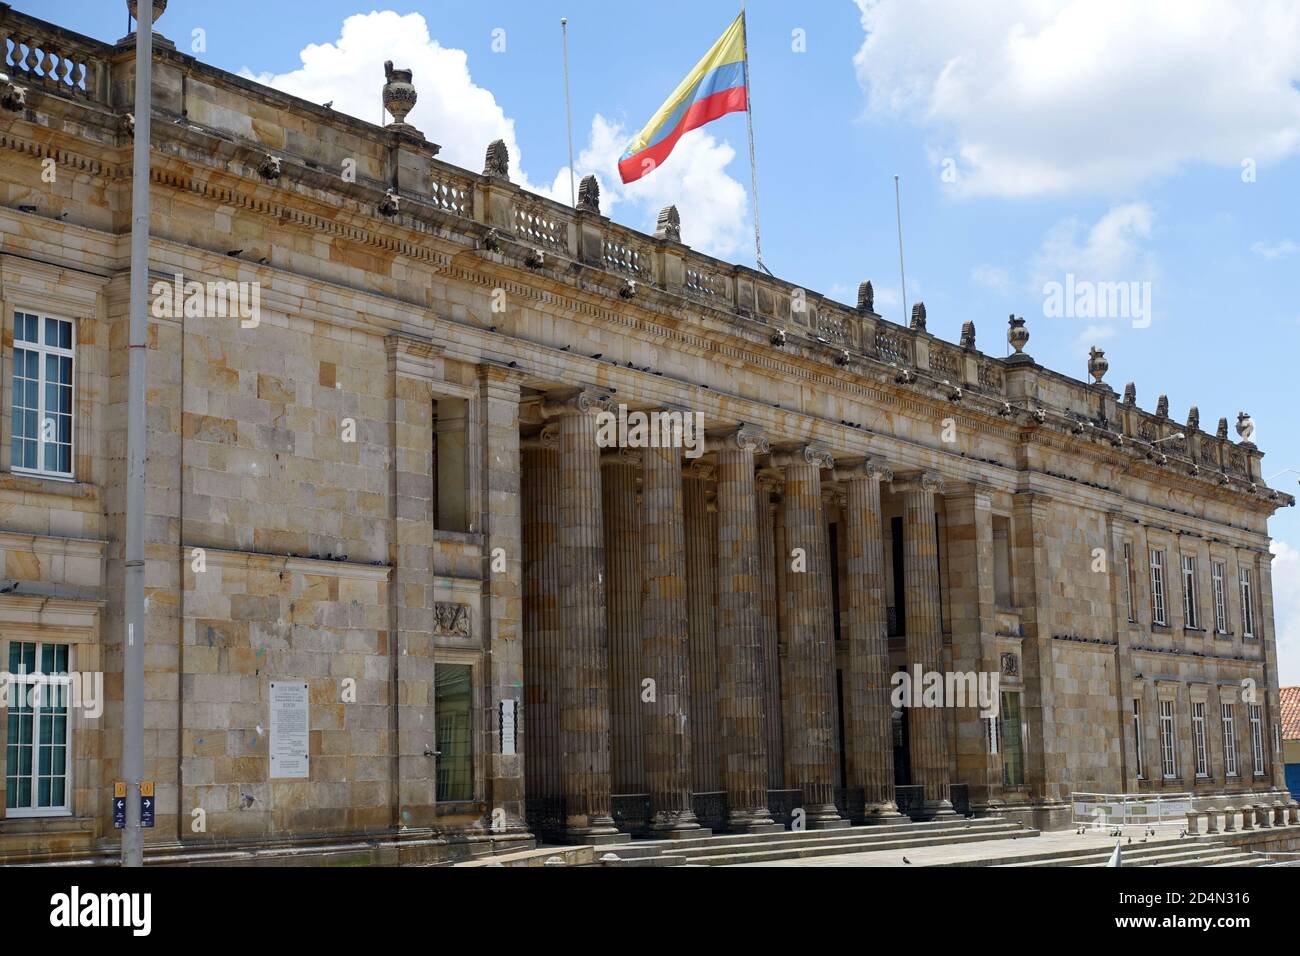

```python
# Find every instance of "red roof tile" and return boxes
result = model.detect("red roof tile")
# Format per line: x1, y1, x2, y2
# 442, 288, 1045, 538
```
1282, 686, 1300, 741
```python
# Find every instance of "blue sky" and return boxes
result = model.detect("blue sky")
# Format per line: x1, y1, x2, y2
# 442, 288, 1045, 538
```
36, 0, 1300, 680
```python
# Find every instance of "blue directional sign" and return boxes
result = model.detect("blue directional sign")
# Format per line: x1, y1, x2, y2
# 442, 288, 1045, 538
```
113, 782, 126, 829
140, 781, 155, 829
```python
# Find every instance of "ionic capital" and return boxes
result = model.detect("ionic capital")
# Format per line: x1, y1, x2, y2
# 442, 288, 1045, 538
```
541, 388, 612, 418
755, 468, 785, 494
891, 470, 946, 496
834, 458, 894, 483
707, 424, 770, 455
521, 423, 559, 450
771, 444, 835, 471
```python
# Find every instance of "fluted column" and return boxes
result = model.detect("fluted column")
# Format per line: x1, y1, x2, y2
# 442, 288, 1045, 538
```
522, 426, 562, 823
684, 463, 721, 796
896, 470, 954, 816
602, 449, 644, 797
640, 439, 704, 834
545, 390, 620, 840
713, 426, 776, 830
756, 470, 785, 790
775, 445, 846, 828
837, 460, 902, 820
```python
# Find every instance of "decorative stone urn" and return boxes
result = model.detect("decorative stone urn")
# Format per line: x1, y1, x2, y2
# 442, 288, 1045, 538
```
1087, 346, 1108, 384
127, 0, 167, 23
1007, 315, 1029, 354
383, 61, 417, 126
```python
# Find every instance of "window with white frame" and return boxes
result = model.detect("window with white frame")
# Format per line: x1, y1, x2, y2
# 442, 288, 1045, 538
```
1239, 567, 1256, 638
1211, 561, 1228, 633
1192, 702, 1208, 778
4, 641, 72, 815
1222, 702, 1238, 777
1149, 549, 1167, 626
1249, 704, 1264, 775
1159, 699, 1177, 779
1123, 543, 1137, 623
10, 312, 75, 478
1181, 554, 1199, 628
1132, 699, 1144, 779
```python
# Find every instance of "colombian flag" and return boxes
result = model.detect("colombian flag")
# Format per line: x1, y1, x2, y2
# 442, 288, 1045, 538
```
618, 14, 748, 184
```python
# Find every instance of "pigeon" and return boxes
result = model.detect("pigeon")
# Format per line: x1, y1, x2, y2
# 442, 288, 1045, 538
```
591, 353, 602, 359
560, 345, 571, 352
902, 856, 911, 865
323, 101, 334, 109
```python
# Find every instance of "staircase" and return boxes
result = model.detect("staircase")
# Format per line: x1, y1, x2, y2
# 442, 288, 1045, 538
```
988, 837, 1271, 868
582, 816, 1037, 867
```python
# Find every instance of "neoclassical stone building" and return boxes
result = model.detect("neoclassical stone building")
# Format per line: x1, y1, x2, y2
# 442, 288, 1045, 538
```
0, 6, 1292, 862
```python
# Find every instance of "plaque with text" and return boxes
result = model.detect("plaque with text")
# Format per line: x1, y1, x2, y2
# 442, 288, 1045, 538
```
500, 699, 517, 756
269, 681, 310, 779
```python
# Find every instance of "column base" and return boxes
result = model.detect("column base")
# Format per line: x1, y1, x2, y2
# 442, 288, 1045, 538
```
924, 799, 958, 820
649, 809, 707, 839
562, 815, 628, 845
804, 804, 850, 830
726, 807, 780, 834
862, 802, 906, 823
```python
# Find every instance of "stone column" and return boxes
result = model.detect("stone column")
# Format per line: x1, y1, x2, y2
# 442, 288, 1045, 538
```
713, 426, 777, 831
684, 463, 721, 796
775, 446, 847, 828
895, 471, 955, 817
544, 390, 622, 842
640, 439, 705, 835
522, 426, 562, 826
756, 471, 785, 790
601, 449, 644, 797
837, 460, 902, 820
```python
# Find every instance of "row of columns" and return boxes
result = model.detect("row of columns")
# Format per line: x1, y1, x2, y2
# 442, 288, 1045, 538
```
522, 390, 953, 839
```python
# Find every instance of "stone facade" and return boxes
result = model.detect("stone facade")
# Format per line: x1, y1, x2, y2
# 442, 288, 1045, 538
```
0, 6, 1292, 862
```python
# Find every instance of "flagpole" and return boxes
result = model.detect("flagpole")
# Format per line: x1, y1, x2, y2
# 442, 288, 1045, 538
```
561, 18, 577, 208
740, 6, 772, 275
894, 174, 908, 324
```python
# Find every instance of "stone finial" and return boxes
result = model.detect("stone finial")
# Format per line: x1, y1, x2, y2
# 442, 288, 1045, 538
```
128, 0, 167, 24
1122, 382, 1136, 405
1236, 411, 1255, 443
1155, 394, 1169, 419
382, 61, 417, 127
1008, 315, 1029, 355
577, 175, 600, 214
0, 74, 27, 113
960, 321, 976, 349
1216, 417, 1229, 440
655, 205, 681, 243
1087, 346, 1108, 385
1186, 406, 1200, 432
378, 189, 400, 216
857, 281, 874, 313
483, 139, 510, 179
909, 301, 927, 331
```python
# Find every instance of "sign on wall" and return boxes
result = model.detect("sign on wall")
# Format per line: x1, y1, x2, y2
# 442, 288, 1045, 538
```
500, 699, 517, 756
269, 681, 310, 779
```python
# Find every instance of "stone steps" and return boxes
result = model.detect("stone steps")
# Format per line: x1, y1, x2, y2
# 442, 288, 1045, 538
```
996, 839, 1267, 868
587, 817, 1036, 867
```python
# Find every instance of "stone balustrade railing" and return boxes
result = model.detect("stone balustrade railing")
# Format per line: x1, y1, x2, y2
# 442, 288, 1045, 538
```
1194, 802, 1299, 834
0, 4, 110, 105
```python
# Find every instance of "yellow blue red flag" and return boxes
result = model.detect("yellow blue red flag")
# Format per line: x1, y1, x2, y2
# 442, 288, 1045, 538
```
619, 14, 748, 184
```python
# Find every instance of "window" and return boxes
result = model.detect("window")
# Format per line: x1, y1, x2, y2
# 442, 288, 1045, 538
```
4, 642, 71, 815
1132, 699, 1144, 779
1239, 567, 1255, 638
1000, 691, 1024, 787
1249, 704, 1264, 775
1222, 703, 1238, 777
1123, 544, 1137, 623
1192, 702, 1208, 778
432, 397, 470, 533
1149, 549, 1167, 626
1181, 555, 1199, 628
1159, 700, 1177, 779
435, 663, 473, 801
1211, 562, 1228, 633
10, 313, 75, 478
992, 517, 1011, 607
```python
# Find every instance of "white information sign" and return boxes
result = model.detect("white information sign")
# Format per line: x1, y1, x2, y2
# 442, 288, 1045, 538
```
269, 681, 310, 778
500, 699, 517, 756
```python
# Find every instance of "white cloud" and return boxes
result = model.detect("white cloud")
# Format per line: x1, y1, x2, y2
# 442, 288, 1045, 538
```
1033, 202, 1156, 285
1272, 540, 1300, 686
1251, 239, 1298, 260
971, 263, 1013, 295
241, 11, 748, 258
853, 0, 1300, 197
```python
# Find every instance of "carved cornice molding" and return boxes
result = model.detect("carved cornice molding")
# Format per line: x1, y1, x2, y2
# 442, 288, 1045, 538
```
771, 444, 835, 471
834, 458, 893, 483
707, 423, 770, 455
540, 388, 612, 418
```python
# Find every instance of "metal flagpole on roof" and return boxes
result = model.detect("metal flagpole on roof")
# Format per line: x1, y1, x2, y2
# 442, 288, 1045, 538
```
895, 174, 908, 325
561, 18, 577, 208
740, 5, 772, 276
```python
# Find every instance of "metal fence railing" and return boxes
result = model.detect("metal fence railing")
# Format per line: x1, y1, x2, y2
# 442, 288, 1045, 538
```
1071, 792, 1194, 827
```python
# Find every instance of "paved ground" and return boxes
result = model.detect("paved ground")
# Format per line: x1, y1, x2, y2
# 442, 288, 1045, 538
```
730, 823, 1188, 867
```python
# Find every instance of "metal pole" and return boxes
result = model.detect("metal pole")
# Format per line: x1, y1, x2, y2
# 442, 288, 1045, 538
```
894, 174, 907, 324
123, 0, 154, 868
561, 18, 577, 208
740, 7, 771, 276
